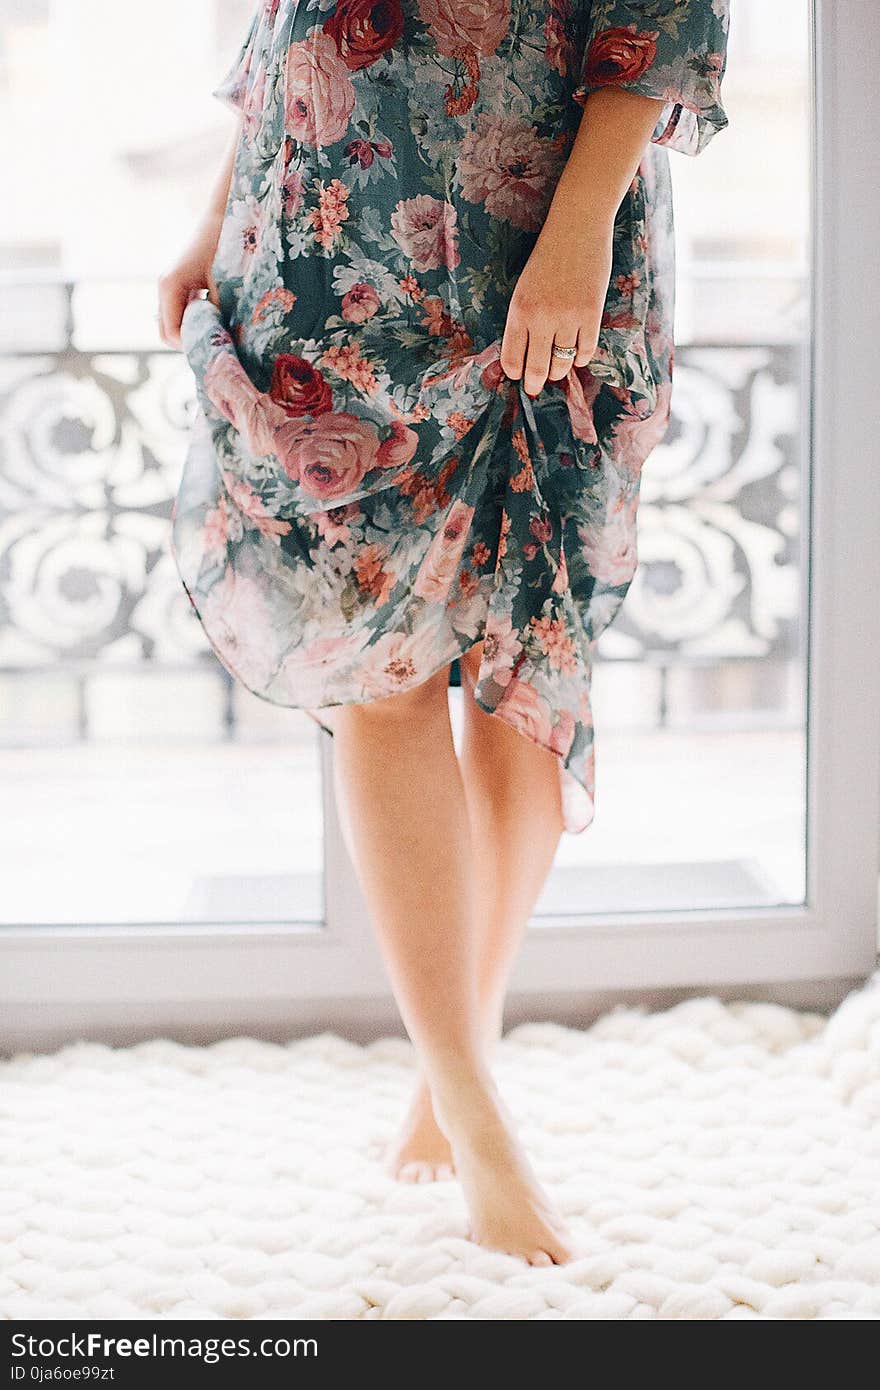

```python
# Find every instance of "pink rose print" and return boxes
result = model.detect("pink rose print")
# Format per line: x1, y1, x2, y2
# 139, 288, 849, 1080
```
413, 499, 475, 602
341, 282, 381, 322
482, 610, 521, 686
577, 492, 639, 586
562, 368, 601, 443
416, 0, 511, 58
530, 613, 578, 674
272, 410, 381, 499
377, 419, 419, 467
609, 382, 672, 480
578, 691, 594, 731
285, 31, 356, 147
203, 352, 280, 457
172, 0, 732, 838
390, 195, 461, 272
496, 678, 555, 746
359, 628, 440, 698
277, 629, 372, 705
222, 474, 293, 542
548, 709, 576, 758
311, 502, 361, 546
459, 113, 561, 232
240, 61, 268, 139
200, 570, 280, 691
283, 166, 306, 217
202, 497, 230, 560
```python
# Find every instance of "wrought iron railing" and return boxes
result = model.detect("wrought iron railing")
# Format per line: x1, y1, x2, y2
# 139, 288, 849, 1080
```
0, 279, 806, 743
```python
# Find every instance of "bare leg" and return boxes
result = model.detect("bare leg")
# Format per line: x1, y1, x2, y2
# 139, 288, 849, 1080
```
331, 662, 574, 1263
387, 640, 566, 1179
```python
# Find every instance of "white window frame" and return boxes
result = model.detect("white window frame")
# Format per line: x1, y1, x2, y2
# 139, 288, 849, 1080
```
2, 1, 878, 1047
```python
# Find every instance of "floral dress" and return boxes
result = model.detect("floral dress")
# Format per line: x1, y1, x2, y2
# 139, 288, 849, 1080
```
171, 0, 730, 832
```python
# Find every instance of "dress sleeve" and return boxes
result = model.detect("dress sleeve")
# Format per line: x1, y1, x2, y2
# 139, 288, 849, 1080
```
573, 1, 730, 156
211, 5, 265, 114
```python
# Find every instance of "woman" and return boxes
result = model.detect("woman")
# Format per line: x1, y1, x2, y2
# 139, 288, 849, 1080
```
159, 0, 729, 1265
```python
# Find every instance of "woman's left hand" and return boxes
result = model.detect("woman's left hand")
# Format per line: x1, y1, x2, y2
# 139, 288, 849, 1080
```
500, 208, 614, 397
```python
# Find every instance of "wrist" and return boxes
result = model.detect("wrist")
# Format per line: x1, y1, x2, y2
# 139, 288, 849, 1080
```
547, 171, 620, 230
538, 192, 616, 255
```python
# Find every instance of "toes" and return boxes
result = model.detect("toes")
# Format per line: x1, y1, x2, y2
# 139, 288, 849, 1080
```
391, 1156, 455, 1183
396, 1161, 425, 1183
547, 1238, 577, 1265
527, 1250, 553, 1267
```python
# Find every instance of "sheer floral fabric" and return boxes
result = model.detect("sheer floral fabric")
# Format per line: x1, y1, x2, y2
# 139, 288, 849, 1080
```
172, 0, 730, 830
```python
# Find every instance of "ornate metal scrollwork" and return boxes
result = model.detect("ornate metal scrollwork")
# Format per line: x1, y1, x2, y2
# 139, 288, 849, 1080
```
0, 323, 802, 682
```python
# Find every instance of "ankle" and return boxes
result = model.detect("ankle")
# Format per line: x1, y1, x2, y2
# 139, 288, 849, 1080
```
429, 1065, 502, 1136
428, 1055, 493, 1105
412, 1017, 503, 1103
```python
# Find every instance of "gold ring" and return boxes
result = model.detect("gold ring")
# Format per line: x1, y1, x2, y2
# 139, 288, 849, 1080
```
551, 345, 577, 359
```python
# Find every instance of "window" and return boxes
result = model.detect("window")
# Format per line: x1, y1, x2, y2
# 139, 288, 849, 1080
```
537, 2, 812, 915
0, 0, 324, 931
1, 1, 877, 1042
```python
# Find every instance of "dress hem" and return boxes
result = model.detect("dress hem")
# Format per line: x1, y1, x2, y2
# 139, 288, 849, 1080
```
170, 526, 592, 837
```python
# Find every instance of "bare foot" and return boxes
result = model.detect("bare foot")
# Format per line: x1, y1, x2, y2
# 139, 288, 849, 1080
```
385, 1081, 455, 1182
434, 1079, 577, 1265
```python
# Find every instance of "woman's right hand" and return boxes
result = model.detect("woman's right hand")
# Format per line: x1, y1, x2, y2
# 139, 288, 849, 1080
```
157, 211, 223, 349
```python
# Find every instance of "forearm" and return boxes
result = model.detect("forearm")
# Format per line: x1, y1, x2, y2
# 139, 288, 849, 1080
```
202, 117, 242, 226
501, 87, 665, 392
157, 116, 242, 346
545, 88, 665, 235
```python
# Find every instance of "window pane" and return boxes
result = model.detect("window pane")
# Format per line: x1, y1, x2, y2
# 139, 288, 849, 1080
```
539, 0, 810, 915
0, 1, 324, 927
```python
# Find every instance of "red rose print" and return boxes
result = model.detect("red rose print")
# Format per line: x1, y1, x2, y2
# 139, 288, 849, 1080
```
269, 355, 334, 417
175, 0, 732, 843
584, 25, 658, 86
529, 514, 553, 545
324, 0, 405, 72
344, 137, 395, 168
417, 0, 510, 60
345, 138, 375, 168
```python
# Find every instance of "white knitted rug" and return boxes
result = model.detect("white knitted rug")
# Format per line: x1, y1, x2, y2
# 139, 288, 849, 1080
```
3, 978, 880, 1321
